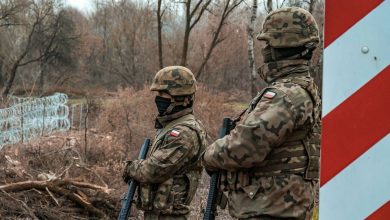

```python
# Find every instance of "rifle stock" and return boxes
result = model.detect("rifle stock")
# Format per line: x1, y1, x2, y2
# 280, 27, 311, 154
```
118, 138, 151, 220
203, 118, 234, 220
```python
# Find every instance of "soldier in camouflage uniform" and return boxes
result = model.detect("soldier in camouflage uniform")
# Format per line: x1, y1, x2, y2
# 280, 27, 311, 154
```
122, 66, 208, 220
203, 7, 321, 220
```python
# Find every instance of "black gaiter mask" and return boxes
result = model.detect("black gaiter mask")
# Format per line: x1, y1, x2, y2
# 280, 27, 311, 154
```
155, 96, 172, 115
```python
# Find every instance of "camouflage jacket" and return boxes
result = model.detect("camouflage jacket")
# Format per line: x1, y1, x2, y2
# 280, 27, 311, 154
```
126, 108, 207, 215
203, 59, 321, 219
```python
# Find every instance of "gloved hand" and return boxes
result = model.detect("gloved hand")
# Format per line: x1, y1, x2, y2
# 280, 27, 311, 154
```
122, 161, 132, 184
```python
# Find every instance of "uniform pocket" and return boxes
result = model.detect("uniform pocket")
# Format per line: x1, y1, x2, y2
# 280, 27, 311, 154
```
241, 184, 261, 199
241, 176, 274, 200
153, 178, 174, 210
137, 183, 154, 211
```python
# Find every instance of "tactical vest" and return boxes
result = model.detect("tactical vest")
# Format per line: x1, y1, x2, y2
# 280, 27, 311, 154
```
137, 114, 207, 215
254, 76, 321, 179
221, 75, 321, 191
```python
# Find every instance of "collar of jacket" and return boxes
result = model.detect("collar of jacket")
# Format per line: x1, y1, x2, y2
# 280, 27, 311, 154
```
258, 59, 310, 83
155, 108, 193, 128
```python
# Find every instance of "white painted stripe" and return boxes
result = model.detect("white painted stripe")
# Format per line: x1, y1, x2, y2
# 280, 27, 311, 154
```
319, 134, 390, 220
322, 1, 390, 116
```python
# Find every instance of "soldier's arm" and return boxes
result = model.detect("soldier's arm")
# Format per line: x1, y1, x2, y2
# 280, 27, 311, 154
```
203, 88, 300, 171
127, 126, 198, 183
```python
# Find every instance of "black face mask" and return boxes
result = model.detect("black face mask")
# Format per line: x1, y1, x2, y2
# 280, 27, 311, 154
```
155, 96, 172, 115
262, 44, 314, 62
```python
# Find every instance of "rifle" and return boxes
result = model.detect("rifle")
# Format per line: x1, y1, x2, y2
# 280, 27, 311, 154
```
203, 118, 234, 220
118, 138, 151, 220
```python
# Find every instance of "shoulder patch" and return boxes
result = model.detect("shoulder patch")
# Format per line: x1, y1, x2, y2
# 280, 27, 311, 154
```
263, 91, 276, 99
169, 129, 181, 137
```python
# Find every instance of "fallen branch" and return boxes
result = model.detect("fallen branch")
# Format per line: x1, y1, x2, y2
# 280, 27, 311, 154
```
45, 187, 59, 206
57, 179, 111, 194
0, 180, 111, 219
0, 189, 39, 220
76, 165, 109, 188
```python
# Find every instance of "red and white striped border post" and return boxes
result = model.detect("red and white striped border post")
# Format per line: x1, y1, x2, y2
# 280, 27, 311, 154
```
320, 0, 390, 219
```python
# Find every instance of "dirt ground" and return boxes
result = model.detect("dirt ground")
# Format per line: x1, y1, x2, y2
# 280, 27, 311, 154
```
0, 86, 321, 220
0, 87, 242, 219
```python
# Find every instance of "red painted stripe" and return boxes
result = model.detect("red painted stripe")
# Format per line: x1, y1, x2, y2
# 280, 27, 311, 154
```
320, 65, 390, 186
324, 0, 383, 48
366, 201, 390, 220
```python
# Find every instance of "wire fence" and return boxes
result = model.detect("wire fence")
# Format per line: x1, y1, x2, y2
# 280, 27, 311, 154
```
0, 93, 70, 149
69, 102, 88, 131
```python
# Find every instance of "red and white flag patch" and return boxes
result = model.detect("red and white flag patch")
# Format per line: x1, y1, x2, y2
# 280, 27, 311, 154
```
169, 130, 181, 137
264, 91, 276, 99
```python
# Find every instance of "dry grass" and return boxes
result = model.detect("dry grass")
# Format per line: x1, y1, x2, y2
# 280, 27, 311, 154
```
0, 86, 247, 219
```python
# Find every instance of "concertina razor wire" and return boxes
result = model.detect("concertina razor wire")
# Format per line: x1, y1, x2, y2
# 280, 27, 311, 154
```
0, 93, 70, 150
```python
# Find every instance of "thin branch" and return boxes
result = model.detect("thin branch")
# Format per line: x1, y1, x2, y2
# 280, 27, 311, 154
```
0, 180, 110, 219
195, 0, 244, 79
189, 0, 212, 30
45, 187, 60, 206
0, 189, 39, 220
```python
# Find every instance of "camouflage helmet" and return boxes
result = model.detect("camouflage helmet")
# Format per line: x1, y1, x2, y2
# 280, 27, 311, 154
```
257, 7, 320, 48
150, 66, 197, 96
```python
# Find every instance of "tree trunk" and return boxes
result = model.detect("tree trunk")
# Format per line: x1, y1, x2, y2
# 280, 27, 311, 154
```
248, 0, 258, 96
266, 0, 273, 12
3, 61, 20, 97
157, 0, 164, 69
39, 61, 46, 91
195, 0, 230, 79
309, 0, 317, 13
0, 59, 4, 87
181, 1, 191, 67
195, 0, 243, 79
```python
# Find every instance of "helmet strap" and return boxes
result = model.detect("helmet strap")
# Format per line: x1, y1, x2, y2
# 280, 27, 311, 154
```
163, 95, 193, 115
289, 42, 316, 60
164, 99, 176, 115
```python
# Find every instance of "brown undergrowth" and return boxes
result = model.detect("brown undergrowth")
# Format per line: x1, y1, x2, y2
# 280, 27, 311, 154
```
0, 86, 248, 219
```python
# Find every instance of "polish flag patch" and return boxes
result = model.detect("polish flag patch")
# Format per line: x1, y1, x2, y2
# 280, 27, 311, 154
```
264, 91, 276, 99
169, 130, 181, 137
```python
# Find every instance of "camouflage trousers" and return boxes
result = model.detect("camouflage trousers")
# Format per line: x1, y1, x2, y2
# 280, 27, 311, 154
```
144, 212, 188, 220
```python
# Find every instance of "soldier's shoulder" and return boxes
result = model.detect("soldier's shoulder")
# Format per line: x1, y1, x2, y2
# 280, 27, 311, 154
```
271, 81, 312, 104
179, 115, 206, 133
165, 124, 196, 140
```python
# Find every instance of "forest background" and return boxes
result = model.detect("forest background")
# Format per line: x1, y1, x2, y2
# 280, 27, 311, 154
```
0, 0, 323, 219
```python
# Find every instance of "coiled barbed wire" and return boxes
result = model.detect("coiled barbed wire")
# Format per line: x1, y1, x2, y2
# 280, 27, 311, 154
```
0, 93, 70, 149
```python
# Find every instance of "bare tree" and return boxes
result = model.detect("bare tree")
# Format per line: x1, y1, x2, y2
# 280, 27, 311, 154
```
0, 0, 30, 27
180, 0, 212, 66
157, 0, 164, 69
2, 1, 54, 96
266, 0, 273, 12
2, 0, 77, 96
308, 0, 317, 13
37, 9, 78, 92
90, 0, 156, 87
195, 0, 244, 79
247, 0, 257, 96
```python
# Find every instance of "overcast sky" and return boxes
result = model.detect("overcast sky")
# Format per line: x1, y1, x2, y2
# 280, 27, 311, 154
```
65, 0, 94, 13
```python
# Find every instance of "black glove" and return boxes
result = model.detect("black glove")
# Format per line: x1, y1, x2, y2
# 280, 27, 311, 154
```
122, 161, 132, 184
